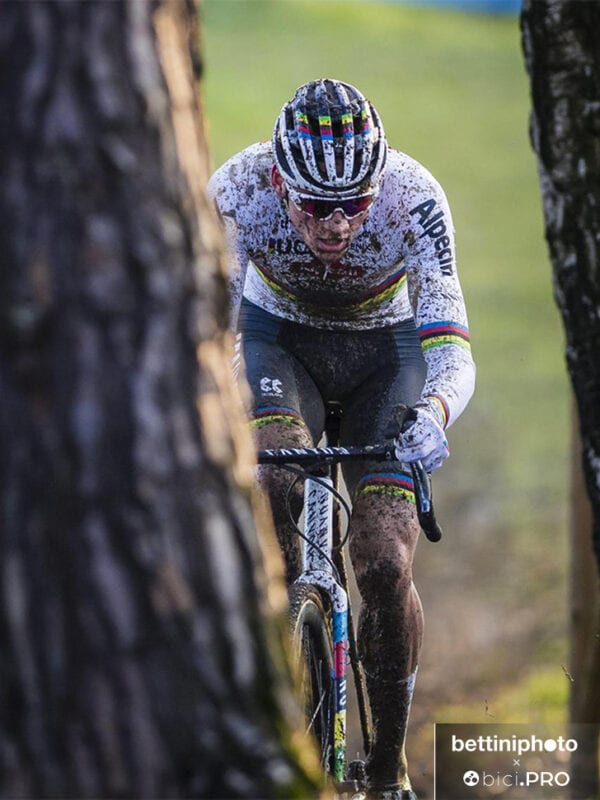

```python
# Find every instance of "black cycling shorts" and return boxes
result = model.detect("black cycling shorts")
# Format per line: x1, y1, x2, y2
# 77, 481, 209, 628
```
239, 298, 427, 497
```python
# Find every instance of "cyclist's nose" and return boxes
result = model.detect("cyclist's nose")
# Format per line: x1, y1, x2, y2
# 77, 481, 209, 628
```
322, 210, 350, 229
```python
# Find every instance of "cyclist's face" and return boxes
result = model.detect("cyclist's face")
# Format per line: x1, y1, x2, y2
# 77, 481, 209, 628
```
271, 167, 370, 264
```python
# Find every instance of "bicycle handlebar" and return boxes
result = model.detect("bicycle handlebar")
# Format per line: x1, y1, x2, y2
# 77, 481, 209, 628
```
257, 442, 443, 543
257, 443, 395, 465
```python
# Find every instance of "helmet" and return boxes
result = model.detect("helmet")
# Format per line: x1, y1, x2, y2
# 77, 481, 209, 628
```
272, 78, 387, 198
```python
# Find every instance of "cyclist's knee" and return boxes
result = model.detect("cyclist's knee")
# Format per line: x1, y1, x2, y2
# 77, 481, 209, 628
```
252, 417, 312, 516
250, 411, 313, 450
349, 487, 419, 594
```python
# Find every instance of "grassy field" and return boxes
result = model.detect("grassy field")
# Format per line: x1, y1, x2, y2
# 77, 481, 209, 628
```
201, 2, 571, 794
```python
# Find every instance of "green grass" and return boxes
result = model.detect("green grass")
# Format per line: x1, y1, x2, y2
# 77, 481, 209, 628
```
201, 0, 571, 735
436, 665, 570, 725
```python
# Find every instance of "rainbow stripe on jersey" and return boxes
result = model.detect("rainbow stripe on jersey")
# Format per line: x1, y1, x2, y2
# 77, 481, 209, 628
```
252, 262, 407, 319
417, 321, 471, 353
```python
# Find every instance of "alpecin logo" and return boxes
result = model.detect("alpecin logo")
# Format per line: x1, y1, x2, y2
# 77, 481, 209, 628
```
409, 199, 454, 276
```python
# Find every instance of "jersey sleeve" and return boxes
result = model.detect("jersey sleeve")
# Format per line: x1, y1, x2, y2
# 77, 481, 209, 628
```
207, 156, 251, 331
403, 170, 475, 429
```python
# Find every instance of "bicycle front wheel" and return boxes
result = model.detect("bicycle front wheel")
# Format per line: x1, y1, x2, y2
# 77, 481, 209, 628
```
289, 583, 335, 775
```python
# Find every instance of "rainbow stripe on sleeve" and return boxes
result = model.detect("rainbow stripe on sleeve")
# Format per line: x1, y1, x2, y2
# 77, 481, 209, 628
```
417, 321, 471, 352
424, 394, 450, 428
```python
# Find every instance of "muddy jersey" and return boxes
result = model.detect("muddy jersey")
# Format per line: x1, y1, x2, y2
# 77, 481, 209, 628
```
208, 141, 475, 427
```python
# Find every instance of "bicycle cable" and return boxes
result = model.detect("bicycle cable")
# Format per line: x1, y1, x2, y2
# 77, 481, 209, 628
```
282, 468, 340, 582
280, 464, 352, 582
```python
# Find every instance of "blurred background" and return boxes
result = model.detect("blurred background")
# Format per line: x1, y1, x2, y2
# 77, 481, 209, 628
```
201, 1, 570, 794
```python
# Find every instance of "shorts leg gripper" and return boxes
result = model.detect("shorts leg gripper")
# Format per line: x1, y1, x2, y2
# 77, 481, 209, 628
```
250, 405, 306, 430
356, 471, 416, 504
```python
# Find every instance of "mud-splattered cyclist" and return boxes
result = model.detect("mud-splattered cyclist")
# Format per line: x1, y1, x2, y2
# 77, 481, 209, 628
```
209, 79, 476, 800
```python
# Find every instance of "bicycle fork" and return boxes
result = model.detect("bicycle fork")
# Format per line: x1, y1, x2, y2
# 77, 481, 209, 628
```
297, 472, 349, 785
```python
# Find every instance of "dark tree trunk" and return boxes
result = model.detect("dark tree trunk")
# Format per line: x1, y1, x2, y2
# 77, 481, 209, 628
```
568, 403, 600, 797
521, 0, 600, 570
521, 1, 600, 795
0, 1, 318, 797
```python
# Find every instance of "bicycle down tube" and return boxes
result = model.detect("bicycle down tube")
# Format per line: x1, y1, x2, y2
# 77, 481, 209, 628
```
301, 469, 348, 783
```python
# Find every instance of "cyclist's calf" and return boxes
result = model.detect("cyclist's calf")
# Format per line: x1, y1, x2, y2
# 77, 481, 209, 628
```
349, 490, 423, 676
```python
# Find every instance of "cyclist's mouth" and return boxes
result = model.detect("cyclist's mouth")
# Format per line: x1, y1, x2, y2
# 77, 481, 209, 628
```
316, 238, 348, 254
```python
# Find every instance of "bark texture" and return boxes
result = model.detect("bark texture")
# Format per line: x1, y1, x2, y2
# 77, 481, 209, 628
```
521, 0, 600, 569
521, 2, 600, 794
0, 1, 317, 797
568, 405, 600, 797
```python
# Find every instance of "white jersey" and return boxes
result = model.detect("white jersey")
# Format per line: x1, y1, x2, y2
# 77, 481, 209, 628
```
209, 142, 475, 428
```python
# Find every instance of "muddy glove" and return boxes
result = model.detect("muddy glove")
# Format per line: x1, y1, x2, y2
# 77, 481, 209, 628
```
393, 402, 449, 473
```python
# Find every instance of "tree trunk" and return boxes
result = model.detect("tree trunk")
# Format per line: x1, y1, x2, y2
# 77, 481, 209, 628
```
0, 1, 318, 797
521, 1, 600, 794
521, 0, 600, 571
568, 402, 600, 797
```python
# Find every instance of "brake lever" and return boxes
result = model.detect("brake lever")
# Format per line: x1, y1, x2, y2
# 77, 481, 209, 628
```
409, 460, 443, 543
389, 404, 443, 543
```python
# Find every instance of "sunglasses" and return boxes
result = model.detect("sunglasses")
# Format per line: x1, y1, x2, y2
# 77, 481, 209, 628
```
286, 187, 376, 221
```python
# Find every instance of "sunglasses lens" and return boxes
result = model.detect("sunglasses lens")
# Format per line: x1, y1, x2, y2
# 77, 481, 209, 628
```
343, 196, 374, 216
296, 197, 320, 216
295, 195, 374, 219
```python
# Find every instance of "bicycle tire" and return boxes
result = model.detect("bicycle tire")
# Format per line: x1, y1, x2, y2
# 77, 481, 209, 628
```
289, 582, 335, 775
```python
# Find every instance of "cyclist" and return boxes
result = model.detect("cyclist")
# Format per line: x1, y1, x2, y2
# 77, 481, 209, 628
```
209, 79, 475, 800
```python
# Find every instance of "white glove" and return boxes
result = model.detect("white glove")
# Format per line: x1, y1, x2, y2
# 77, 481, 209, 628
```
394, 404, 449, 473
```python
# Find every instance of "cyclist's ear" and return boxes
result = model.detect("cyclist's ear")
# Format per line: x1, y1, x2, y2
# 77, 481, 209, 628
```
271, 165, 287, 199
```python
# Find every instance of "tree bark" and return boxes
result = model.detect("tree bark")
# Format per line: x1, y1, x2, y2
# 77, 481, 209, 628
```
0, 1, 318, 797
568, 402, 600, 797
521, 1, 600, 794
521, 0, 600, 571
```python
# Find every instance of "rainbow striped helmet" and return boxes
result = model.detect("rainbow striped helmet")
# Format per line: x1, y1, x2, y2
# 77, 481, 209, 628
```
272, 79, 388, 198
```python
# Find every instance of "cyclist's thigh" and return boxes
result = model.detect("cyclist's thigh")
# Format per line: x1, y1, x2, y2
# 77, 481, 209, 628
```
340, 326, 427, 497
240, 304, 325, 444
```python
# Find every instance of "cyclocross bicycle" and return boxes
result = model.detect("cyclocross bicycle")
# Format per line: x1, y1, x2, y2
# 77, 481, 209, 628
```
257, 403, 442, 795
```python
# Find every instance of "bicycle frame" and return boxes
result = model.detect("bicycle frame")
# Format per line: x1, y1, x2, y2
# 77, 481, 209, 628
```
298, 470, 349, 783
257, 403, 443, 790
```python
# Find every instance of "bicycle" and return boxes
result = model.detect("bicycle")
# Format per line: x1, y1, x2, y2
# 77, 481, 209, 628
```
257, 403, 442, 795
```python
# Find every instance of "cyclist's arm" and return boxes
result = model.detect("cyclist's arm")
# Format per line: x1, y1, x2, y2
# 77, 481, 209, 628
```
403, 174, 476, 430
207, 160, 251, 332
